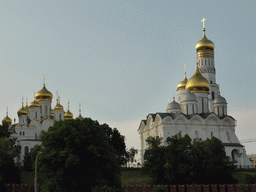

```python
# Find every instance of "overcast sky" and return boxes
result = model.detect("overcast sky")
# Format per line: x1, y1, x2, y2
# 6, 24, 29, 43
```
0, 0, 255, 155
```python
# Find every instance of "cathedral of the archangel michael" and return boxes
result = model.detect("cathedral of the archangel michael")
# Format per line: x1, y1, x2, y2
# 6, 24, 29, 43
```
2, 82, 84, 164
138, 19, 253, 168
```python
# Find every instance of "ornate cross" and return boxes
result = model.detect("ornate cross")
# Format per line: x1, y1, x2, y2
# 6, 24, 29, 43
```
43, 76, 46, 85
201, 18, 206, 28
184, 64, 186, 74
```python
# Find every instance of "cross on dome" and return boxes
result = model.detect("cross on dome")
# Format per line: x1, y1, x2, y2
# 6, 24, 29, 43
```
201, 18, 206, 29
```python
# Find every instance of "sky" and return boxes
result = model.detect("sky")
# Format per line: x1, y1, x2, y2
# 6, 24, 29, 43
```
0, 0, 255, 155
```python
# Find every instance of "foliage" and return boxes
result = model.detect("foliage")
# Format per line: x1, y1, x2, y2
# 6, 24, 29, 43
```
22, 153, 33, 172
100, 124, 127, 166
0, 124, 21, 184
126, 147, 138, 166
152, 185, 168, 192
0, 123, 11, 138
0, 176, 7, 191
91, 185, 121, 192
142, 134, 237, 185
35, 118, 122, 191
245, 174, 256, 184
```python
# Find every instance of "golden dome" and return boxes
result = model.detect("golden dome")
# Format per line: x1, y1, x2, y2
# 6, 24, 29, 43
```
2, 113, 12, 125
54, 102, 64, 111
186, 64, 210, 93
25, 104, 29, 112
35, 84, 53, 101
177, 73, 188, 90
64, 109, 73, 119
76, 114, 83, 120
195, 29, 214, 51
18, 105, 29, 116
51, 109, 55, 115
29, 100, 41, 108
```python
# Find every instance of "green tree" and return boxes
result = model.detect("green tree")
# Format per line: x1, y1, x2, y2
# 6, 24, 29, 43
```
100, 124, 127, 166
142, 134, 236, 185
0, 137, 21, 184
36, 118, 122, 192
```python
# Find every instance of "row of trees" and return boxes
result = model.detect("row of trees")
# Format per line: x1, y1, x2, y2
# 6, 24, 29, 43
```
1, 117, 240, 190
0, 118, 139, 191
142, 133, 237, 185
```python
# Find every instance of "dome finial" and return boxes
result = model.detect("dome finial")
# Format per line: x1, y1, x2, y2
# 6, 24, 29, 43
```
22, 96, 24, 107
218, 84, 221, 96
67, 100, 70, 110
79, 103, 81, 116
201, 18, 206, 29
172, 90, 175, 101
6, 106, 8, 116
43, 76, 46, 85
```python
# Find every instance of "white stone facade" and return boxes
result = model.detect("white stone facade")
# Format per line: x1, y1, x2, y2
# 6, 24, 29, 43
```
138, 26, 253, 168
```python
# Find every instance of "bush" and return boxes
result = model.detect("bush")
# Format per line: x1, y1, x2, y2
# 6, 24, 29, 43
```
245, 174, 256, 184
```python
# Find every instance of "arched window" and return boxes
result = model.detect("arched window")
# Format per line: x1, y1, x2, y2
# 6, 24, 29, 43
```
25, 146, 29, 155
35, 111, 37, 118
212, 92, 215, 100
23, 132, 25, 136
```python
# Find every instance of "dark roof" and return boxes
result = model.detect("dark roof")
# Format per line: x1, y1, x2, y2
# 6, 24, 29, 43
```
222, 143, 244, 147
141, 112, 235, 126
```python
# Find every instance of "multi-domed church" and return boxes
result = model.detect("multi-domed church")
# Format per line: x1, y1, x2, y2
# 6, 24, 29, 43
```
138, 19, 253, 168
2, 82, 83, 163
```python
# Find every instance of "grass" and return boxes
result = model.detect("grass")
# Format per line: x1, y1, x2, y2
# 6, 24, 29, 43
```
20, 170, 256, 186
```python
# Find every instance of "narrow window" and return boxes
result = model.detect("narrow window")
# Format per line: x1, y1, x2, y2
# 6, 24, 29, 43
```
20, 132, 22, 135
195, 131, 199, 138
226, 131, 231, 142
25, 146, 29, 155
202, 98, 204, 112
35, 111, 37, 118
211, 132, 213, 138
60, 114, 61, 119
23, 132, 25, 136
186, 104, 188, 114
212, 92, 215, 100
45, 105, 48, 115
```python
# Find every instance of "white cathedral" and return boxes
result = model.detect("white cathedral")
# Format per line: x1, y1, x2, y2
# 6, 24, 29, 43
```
138, 19, 253, 168
1, 83, 83, 163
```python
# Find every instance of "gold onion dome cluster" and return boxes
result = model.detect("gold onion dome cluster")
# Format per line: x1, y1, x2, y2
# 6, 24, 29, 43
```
2, 114, 12, 125
195, 28, 215, 51
17, 105, 28, 116
35, 84, 53, 101
185, 64, 210, 93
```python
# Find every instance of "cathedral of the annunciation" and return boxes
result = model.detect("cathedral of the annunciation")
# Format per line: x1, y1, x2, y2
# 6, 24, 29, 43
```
138, 19, 253, 168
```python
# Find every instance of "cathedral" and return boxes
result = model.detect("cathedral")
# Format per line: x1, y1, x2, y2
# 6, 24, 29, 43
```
2, 83, 83, 163
138, 19, 253, 168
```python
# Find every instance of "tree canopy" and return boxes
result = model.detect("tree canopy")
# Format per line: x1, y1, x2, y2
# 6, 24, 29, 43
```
142, 133, 237, 185
35, 118, 123, 191
0, 124, 21, 186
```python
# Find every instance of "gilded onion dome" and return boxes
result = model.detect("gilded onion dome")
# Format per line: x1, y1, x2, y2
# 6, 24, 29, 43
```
29, 100, 41, 108
195, 28, 214, 51
18, 104, 28, 116
76, 103, 83, 120
35, 84, 53, 101
54, 98, 64, 111
186, 64, 210, 93
2, 109, 12, 125
51, 109, 55, 116
64, 110, 73, 119
177, 73, 188, 90
64, 101, 73, 119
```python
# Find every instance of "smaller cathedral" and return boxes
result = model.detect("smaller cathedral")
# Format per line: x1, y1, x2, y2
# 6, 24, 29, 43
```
138, 19, 253, 168
2, 82, 84, 163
